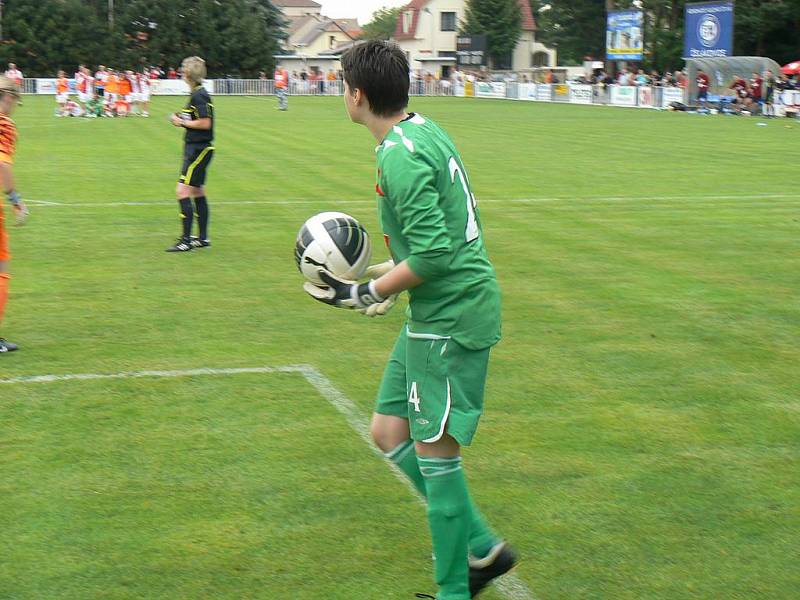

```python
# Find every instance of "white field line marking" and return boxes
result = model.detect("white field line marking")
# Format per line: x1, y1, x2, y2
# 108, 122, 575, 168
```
21, 192, 800, 209
1, 364, 539, 600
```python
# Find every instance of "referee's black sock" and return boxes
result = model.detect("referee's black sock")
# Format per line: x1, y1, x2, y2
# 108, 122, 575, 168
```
194, 196, 209, 240
179, 197, 193, 240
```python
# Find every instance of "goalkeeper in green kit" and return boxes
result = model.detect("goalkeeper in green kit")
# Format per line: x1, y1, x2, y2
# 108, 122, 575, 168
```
304, 41, 516, 599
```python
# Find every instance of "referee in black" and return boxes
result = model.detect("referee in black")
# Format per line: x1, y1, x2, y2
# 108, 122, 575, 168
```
167, 56, 214, 252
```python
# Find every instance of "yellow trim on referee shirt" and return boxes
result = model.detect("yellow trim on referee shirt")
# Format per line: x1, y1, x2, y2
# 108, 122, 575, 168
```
183, 145, 214, 185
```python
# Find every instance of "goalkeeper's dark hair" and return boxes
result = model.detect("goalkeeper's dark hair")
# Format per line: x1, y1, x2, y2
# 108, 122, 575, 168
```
341, 40, 409, 117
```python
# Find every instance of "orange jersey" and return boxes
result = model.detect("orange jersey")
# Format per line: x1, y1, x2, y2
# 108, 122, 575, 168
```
57, 77, 69, 94
274, 69, 288, 89
0, 114, 16, 260
0, 114, 16, 165
118, 78, 132, 95
105, 75, 118, 94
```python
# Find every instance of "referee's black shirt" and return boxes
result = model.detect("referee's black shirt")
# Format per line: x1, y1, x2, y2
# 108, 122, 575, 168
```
181, 85, 214, 144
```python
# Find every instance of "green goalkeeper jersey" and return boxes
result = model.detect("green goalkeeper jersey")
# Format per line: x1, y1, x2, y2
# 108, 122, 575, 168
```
375, 113, 501, 350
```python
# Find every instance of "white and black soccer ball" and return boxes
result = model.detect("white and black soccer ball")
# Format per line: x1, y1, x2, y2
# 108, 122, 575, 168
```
295, 212, 372, 285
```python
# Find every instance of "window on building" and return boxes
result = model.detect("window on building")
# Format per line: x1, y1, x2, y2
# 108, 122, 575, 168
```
329, 35, 336, 49
440, 12, 456, 32
532, 52, 550, 68
494, 52, 512, 71
403, 11, 412, 34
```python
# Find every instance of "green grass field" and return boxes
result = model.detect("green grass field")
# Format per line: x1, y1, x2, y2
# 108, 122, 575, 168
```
1, 95, 798, 600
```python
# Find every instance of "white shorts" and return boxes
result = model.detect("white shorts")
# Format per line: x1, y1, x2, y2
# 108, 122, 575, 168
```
106, 93, 118, 104
78, 92, 89, 103
56, 93, 69, 103
140, 93, 150, 102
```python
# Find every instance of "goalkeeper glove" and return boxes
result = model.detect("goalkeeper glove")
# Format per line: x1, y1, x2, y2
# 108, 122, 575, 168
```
304, 270, 385, 310
6, 191, 28, 226
359, 260, 398, 317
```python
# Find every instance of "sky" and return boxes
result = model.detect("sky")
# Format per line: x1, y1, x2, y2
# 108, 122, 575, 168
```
320, 0, 408, 26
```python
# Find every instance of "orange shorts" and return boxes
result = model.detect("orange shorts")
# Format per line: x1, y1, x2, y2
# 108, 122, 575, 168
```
0, 206, 9, 261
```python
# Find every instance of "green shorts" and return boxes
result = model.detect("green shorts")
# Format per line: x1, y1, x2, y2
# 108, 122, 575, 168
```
375, 325, 491, 446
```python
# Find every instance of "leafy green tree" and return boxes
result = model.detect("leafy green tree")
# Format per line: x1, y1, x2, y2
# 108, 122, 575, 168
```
530, 0, 606, 65
361, 7, 402, 40
462, 0, 522, 68
0, 0, 285, 77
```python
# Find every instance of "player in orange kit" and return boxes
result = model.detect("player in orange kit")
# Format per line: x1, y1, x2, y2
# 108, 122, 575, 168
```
0, 76, 29, 353
56, 70, 70, 116
117, 72, 132, 117
105, 70, 119, 115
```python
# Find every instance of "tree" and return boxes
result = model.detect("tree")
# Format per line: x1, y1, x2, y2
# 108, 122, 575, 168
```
530, 0, 606, 65
361, 7, 402, 40
0, 0, 286, 77
462, 0, 522, 69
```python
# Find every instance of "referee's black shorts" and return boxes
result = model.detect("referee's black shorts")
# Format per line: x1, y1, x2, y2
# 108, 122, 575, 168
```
179, 142, 214, 187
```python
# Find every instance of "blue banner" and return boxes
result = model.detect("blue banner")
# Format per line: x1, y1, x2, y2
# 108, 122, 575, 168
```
606, 11, 644, 61
684, 1, 734, 58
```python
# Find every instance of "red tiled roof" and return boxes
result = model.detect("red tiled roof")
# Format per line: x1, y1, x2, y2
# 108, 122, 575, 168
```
518, 0, 537, 31
393, 0, 535, 40
393, 0, 429, 41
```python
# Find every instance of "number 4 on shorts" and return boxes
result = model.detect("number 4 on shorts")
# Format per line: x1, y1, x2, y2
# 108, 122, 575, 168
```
409, 381, 421, 413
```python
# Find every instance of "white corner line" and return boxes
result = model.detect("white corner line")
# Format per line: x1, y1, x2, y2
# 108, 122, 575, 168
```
296, 364, 538, 600
0, 363, 538, 600
20, 192, 800, 209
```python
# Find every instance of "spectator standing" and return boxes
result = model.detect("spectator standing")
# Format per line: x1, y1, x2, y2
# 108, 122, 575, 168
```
650, 70, 661, 86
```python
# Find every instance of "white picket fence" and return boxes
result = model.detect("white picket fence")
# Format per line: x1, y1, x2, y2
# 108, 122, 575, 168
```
21, 77, 800, 111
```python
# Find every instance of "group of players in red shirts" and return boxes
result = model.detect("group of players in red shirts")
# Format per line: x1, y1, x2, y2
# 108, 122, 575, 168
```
696, 68, 779, 116
54, 65, 154, 118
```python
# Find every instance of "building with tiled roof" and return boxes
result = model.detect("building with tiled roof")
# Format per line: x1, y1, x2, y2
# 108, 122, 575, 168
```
274, 0, 362, 72
392, 0, 555, 76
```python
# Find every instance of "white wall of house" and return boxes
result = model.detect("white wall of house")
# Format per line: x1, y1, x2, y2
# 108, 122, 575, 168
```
396, 0, 463, 61
300, 28, 354, 56
393, 0, 556, 73
512, 31, 557, 71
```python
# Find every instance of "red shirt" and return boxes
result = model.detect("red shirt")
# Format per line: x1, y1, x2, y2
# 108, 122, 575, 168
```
749, 76, 763, 98
696, 73, 709, 90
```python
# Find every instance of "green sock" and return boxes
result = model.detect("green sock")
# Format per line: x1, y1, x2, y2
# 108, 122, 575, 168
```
418, 456, 471, 600
385, 439, 426, 495
385, 441, 498, 559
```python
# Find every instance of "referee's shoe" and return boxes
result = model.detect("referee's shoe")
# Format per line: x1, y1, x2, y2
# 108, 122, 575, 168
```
166, 237, 192, 252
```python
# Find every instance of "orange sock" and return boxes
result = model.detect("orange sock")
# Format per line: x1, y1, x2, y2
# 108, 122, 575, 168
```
0, 273, 9, 325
